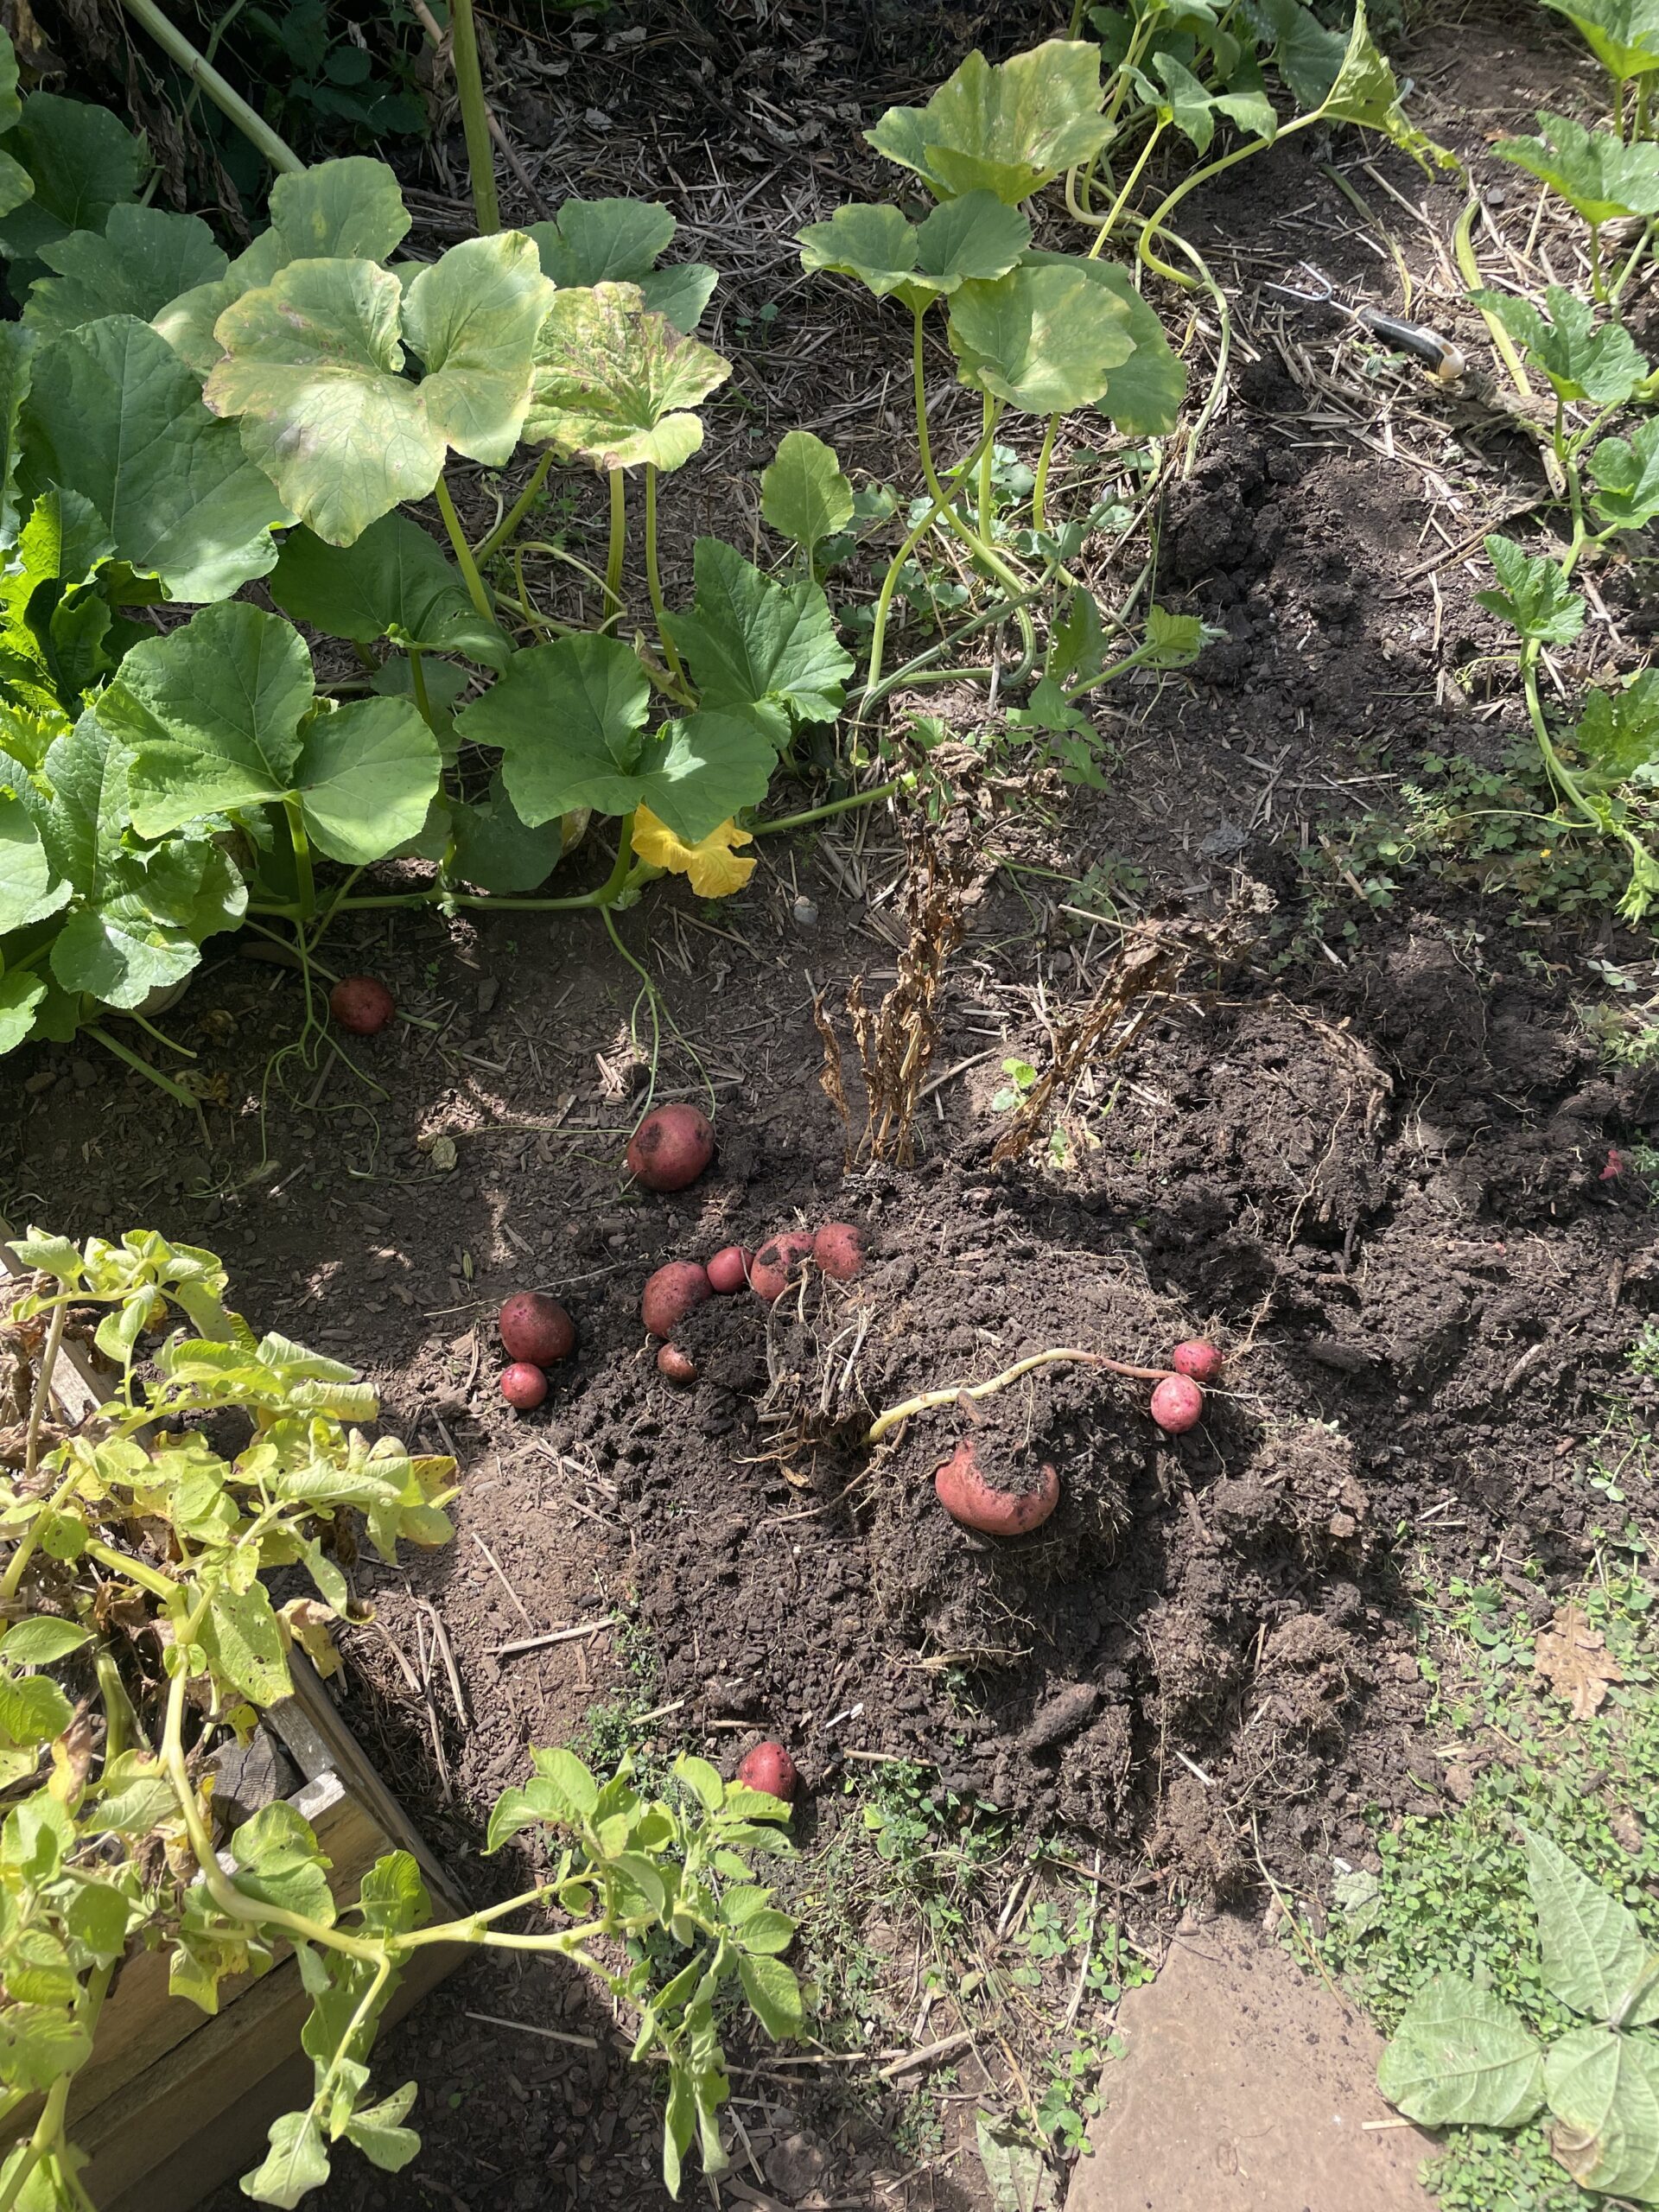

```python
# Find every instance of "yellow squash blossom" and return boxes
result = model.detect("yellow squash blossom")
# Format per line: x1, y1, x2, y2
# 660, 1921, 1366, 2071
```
632, 808, 755, 896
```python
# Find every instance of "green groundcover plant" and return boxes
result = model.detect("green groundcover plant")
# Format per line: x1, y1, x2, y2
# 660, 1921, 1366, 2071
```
1378, 1828, 1659, 2200
0, 1226, 801, 2207
0, 7, 1433, 1102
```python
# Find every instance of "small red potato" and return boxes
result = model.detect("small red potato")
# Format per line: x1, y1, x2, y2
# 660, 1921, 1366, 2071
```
1150, 1375, 1205, 1433
499, 1292, 575, 1366
642, 1261, 712, 1338
657, 1344, 697, 1384
813, 1223, 867, 1281
934, 1440, 1059, 1536
328, 975, 395, 1034
1172, 1338, 1224, 1385
750, 1230, 816, 1302
707, 1244, 753, 1294
626, 1103, 715, 1192
737, 1742, 798, 1802
500, 1362, 549, 1411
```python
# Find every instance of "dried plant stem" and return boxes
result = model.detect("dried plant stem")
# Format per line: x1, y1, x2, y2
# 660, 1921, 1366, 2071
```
864, 1345, 1172, 1446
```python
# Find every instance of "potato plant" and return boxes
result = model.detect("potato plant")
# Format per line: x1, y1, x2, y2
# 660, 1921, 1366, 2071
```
0, 1228, 800, 2207
0, 7, 1432, 1101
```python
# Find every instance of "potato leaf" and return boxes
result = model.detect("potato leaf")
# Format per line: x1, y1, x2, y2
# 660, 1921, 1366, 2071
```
1495, 111, 1659, 226
1545, 2024, 1659, 2201
947, 261, 1135, 414
868, 39, 1111, 204
23, 206, 226, 340
761, 429, 855, 564
736, 1952, 804, 2040
526, 195, 716, 333
1376, 1974, 1545, 2127
1525, 1827, 1659, 2027
663, 537, 853, 728
19, 317, 292, 603
1590, 416, 1659, 532
524, 280, 730, 472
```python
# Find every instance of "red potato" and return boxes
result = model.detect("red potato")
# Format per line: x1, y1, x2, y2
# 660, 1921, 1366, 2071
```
750, 1230, 816, 1303
328, 976, 395, 1035
626, 1103, 715, 1193
657, 1344, 697, 1384
1172, 1338, 1224, 1384
934, 1440, 1059, 1536
707, 1244, 753, 1294
499, 1292, 575, 1367
500, 1362, 549, 1411
737, 1742, 798, 1802
813, 1223, 867, 1281
642, 1261, 712, 1338
1150, 1375, 1205, 1433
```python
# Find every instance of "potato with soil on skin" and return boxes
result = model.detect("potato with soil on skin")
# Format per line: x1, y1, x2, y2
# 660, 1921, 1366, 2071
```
499, 1291, 575, 1366
737, 1741, 798, 1801
499, 1362, 549, 1411
1172, 1338, 1224, 1384
642, 1261, 712, 1338
626, 1103, 714, 1192
1150, 1375, 1205, 1433
328, 976, 395, 1034
657, 1343, 697, 1384
707, 1244, 753, 1294
935, 1439, 1060, 1535
812, 1222, 867, 1281
750, 1230, 816, 1302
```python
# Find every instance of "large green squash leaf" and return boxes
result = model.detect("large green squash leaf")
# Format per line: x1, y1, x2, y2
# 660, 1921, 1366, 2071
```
1590, 416, 1659, 532
23, 206, 227, 340
868, 40, 1111, 203
1469, 284, 1649, 404
207, 234, 553, 543
664, 537, 852, 728
0, 322, 35, 551
1495, 111, 1659, 226
456, 632, 774, 842
1539, 0, 1659, 80
100, 601, 439, 866
526, 196, 717, 333
0, 961, 45, 1053
35, 715, 247, 1010
524, 281, 731, 472
797, 194, 1030, 305
206, 258, 436, 547
1544, 2025, 1659, 2201
1020, 251, 1185, 434
947, 260, 1134, 413
270, 513, 509, 668
0, 788, 67, 931
449, 771, 575, 892
1376, 1974, 1545, 2128
19, 317, 292, 603
400, 232, 556, 467
0, 93, 145, 268
1574, 671, 1659, 787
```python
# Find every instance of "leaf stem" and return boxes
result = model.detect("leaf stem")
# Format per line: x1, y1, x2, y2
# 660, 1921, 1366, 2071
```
1031, 416, 1059, 538
751, 779, 908, 836
448, 0, 500, 233
606, 467, 626, 606
115, 0, 305, 173
1089, 114, 1166, 250
435, 473, 494, 623
475, 450, 554, 565
977, 394, 996, 539
643, 465, 688, 690
283, 797, 317, 923
83, 1025, 202, 1111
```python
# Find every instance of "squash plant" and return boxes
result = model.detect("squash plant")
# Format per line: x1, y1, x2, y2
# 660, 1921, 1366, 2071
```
0, 1227, 800, 2207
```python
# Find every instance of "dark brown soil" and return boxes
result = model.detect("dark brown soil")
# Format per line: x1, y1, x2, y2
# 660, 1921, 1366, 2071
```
4, 3, 1658, 2208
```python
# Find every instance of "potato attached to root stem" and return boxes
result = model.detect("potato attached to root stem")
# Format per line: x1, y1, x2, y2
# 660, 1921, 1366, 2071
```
812, 1223, 867, 1281
499, 1292, 575, 1366
707, 1244, 752, 1294
657, 1344, 697, 1384
750, 1230, 816, 1302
